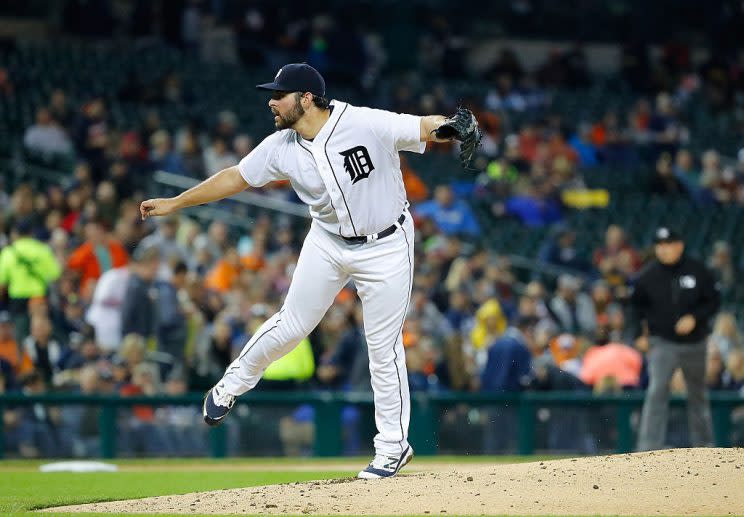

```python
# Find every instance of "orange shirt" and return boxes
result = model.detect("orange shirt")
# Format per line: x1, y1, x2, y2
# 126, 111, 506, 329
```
205, 259, 240, 293
580, 343, 642, 387
0, 338, 34, 375
67, 240, 129, 292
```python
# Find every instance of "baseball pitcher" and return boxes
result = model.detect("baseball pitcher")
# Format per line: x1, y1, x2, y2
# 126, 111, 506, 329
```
140, 63, 481, 478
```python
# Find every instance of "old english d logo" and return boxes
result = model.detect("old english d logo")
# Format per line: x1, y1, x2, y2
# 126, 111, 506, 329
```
340, 146, 374, 184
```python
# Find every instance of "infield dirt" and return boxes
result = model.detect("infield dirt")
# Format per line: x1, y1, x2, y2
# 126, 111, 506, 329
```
46, 447, 744, 515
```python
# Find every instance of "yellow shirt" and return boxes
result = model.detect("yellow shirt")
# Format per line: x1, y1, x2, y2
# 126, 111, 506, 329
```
0, 237, 61, 298
263, 338, 315, 382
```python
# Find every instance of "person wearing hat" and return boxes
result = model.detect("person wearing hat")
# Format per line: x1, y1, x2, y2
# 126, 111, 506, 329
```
138, 62, 480, 478
0, 218, 61, 343
630, 226, 720, 451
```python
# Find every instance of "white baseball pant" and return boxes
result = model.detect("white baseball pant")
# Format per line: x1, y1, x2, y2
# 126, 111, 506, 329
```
221, 211, 414, 457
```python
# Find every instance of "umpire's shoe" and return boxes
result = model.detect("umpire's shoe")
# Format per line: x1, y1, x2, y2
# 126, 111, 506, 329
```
203, 383, 235, 426
357, 446, 413, 479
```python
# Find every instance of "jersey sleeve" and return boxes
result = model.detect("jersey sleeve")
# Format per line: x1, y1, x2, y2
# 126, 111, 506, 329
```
365, 108, 426, 154
237, 131, 289, 187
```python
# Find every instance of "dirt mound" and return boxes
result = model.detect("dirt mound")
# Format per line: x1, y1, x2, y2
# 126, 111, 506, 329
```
46, 448, 744, 515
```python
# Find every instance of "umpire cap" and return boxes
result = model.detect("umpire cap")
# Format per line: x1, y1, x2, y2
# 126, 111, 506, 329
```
653, 226, 683, 244
256, 64, 326, 97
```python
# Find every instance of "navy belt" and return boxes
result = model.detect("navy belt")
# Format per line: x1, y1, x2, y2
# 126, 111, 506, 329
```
342, 214, 406, 244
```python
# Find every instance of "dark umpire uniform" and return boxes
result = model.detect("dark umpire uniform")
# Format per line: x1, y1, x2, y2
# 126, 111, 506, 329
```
630, 226, 720, 451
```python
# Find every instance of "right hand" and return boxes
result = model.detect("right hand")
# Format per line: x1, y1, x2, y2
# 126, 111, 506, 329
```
634, 335, 649, 352
140, 198, 179, 220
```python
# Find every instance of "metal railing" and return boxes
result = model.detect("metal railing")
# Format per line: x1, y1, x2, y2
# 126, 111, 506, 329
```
1, 391, 742, 459
152, 170, 312, 219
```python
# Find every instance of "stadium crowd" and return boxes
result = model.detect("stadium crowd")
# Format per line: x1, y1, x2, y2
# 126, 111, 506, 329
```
2, 2, 744, 457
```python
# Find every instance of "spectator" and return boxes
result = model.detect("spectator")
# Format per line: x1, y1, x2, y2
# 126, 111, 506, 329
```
16, 371, 69, 457
568, 123, 599, 167
650, 152, 686, 196
316, 304, 364, 390
150, 130, 186, 175
606, 304, 628, 344
95, 181, 120, 230
233, 134, 254, 158
74, 98, 109, 181
444, 288, 474, 335
53, 293, 88, 346
699, 149, 721, 195
193, 220, 229, 264
548, 333, 583, 376
66, 218, 129, 296
649, 92, 688, 155
203, 136, 238, 175
538, 226, 593, 274
706, 343, 725, 390
593, 224, 641, 286
707, 240, 735, 294
176, 130, 205, 178
549, 274, 597, 337
470, 298, 507, 352
0, 311, 33, 381
189, 316, 234, 391
120, 246, 161, 346
0, 218, 62, 343
414, 185, 480, 236
85, 265, 131, 353
480, 316, 536, 392
136, 215, 190, 278
48, 88, 73, 131
119, 359, 171, 456
262, 335, 315, 388
22, 314, 66, 386
708, 312, 742, 363
722, 349, 744, 392
23, 106, 73, 155
579, 330, 643, 389
673, 149, 699, 193
709, 166, 744, 204
522, 281, 556, 329
204, 247, 242, 293
500, 179, 563, 228
156, 261, 189, 359
63, 364, 105, 456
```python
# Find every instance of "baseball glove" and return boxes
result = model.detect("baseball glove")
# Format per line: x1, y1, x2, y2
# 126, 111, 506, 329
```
433, 107, 482, 169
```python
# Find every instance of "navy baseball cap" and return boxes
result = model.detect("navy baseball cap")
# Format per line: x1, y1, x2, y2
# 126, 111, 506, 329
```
256, 63, 326, 97
653, 226, 683, 244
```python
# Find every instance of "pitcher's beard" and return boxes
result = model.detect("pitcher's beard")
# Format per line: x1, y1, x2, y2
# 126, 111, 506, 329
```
275, 100, 306, 129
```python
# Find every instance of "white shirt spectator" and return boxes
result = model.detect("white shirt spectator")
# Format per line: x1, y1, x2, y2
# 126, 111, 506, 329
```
86, 267, 131, 352
23, 107, 72, 155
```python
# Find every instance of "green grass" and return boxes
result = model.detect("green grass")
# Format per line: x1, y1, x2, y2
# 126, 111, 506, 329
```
0, 456, 562, 516
0, 466, 351, 516
0, 454, 561, 468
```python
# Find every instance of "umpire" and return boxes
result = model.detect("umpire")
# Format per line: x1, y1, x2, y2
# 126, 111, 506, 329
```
630, 226, 720, 451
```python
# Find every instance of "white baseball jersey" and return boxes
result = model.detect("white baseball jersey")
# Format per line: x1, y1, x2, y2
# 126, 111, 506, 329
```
222, 99, 425, 460
238, 100, 425, 237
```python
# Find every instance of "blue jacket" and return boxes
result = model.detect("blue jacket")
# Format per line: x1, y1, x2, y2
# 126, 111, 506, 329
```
414, 199, 480, 236
480, 328, 533, 392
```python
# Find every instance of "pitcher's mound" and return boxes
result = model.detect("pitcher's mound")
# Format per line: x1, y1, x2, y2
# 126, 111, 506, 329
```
47, 448, 744, 515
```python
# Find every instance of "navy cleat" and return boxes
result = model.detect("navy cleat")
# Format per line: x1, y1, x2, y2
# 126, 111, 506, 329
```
202, 383, 235, 427
357, 446, 413, 479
